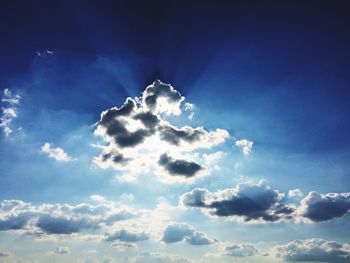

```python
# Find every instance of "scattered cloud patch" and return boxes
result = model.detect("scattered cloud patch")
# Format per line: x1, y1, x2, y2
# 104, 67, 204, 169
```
184, 102, 196, 120
272, 238, 350, 262
50, 246, 71, 255
235, 139, 253, 156
0, 88, 21, 136
41, 143, 72, 162
162, 223, 215, 245
222, 243, 258, 257
289, 189, 304, 198
104, 229, 149, 243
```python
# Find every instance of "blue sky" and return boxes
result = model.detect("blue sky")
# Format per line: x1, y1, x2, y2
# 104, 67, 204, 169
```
1, 1, 350, 262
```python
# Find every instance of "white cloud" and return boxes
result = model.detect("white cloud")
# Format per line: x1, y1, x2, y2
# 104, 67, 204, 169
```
235, 139, 254, 156
41, 142, 72, 162
162, 222, 216, 245
0, 88, 21, 136
220, 242, 258, 257
184, 102, 196, 120
288, 188, 304, 198
271, 238, 350, 262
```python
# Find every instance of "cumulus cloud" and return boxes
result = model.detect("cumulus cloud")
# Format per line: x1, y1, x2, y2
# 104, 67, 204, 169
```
235, 139, 254, 156
181, 180, 294, 223
0, 88, 21, 136
272, 238, 350, 262
297, 191, 350, 222
222, 243, 258, 257
41, 143, 72, 162
0, 198, 136, 235
50, 246, 71, 255
104, 229, 149, 243
93, 80, 229, 183
162, 223, 215, 245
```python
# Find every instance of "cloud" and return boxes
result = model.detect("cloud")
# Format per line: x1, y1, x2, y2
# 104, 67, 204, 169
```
93, 80, 229, 183
41, 143, 72, 162
288, 189, 304, 198
272, 238, 350, 262
181, 180, 294, 223
158, 153, 203, 178
0, 88, 21, 136
235, 139, 253, 156
133, 252, 191, 263
50, 246, 71, 255
0, 198, 136, 235
297, 191, 350, 222
222, 243, 258, 257
184, 102, 196, 120
162, 223, 215, 245
142, 80, 184, 116
104, 229, 149, 243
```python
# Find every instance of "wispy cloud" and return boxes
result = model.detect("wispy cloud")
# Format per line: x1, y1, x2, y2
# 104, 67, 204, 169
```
235, 139, 254, 156
41, 143, 72, 162
0, 88, 21, 136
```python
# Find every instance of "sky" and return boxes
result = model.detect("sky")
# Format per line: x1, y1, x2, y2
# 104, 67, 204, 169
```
1, 1, 350, 262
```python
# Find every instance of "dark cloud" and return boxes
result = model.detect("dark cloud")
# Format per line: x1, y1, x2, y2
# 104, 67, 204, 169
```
299, 192, 350, 222
273, 239, 350, 262
162, 223, 214, 245
159, 154, 203, 177
104, 229, 149, 243
158, 125, 204, 146
98, 97, 151, 148
36, 215, 97, 234
181, 181, 293, 222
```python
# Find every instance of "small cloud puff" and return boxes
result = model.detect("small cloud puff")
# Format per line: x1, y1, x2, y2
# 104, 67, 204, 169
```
104, 229, 149, 243
222, 243, 259, 257
50, 246, 71, 255
41, 143, 72, 162
162, 222, 216, 245
235, 139, 254, 156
